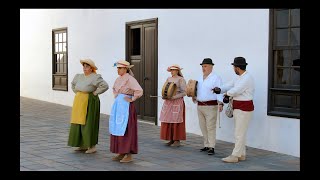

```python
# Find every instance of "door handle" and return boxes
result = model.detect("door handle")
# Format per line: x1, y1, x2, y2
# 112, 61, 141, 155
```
144, 77, 149, 80
150, 95, 161, 98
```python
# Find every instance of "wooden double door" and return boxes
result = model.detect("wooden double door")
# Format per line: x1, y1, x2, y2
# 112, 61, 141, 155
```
126, 18, 158, 124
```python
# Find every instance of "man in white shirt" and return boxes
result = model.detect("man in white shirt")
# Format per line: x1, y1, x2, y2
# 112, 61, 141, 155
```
214, 57, 255, 163
192, 58, 224, 155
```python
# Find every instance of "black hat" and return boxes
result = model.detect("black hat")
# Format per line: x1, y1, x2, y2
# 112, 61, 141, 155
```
200, 58, 214, 65
231, 57, 248, 66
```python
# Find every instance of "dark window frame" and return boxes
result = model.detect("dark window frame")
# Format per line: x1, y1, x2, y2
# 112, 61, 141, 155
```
268, 9, 300, 119
52, 28, 68, 91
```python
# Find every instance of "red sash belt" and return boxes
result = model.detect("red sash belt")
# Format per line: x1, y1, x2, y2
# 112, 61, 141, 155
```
233, 100, 254, 111
198, 100, 218, 106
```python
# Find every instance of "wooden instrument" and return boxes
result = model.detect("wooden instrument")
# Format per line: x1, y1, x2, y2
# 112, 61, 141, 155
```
162, 82, 177, 99
186, 79, 198, 97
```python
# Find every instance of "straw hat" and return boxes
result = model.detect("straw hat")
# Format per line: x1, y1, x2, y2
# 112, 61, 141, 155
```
80, 58, 98, 70
167, 64, 183, 77
167, 64, 183, 72
115, 60, 134, 68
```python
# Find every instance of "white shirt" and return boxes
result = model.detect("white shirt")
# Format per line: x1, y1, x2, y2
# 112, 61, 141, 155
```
221, 71, 255, 101
196, 72, 224, 103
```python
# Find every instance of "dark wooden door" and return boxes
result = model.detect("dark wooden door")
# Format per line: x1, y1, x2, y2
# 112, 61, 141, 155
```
126, 18, 158, 124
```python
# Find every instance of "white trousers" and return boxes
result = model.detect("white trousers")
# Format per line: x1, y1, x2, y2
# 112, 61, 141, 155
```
197, 105, 218, 148
231, 109, 253, 157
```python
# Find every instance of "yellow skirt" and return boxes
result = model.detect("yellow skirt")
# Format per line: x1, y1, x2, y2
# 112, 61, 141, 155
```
70, 92, 89, 125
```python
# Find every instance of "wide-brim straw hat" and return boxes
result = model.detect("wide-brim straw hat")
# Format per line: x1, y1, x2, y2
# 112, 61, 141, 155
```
80, 58, 98, 70
115, 60, 134, 68
167, 64, 183, 72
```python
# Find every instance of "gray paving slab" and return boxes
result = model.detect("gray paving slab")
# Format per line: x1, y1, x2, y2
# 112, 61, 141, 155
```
20, 96, 300, 171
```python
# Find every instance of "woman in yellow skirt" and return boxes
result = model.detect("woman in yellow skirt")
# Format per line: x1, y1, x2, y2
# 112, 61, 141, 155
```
68, 58, 109, 154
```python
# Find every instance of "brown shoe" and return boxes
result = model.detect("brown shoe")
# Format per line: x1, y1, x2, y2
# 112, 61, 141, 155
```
165, 140, 174, 146
222, 155, 239, 163
74, 147, 87, 151
85, 146, 97, 154
238, 155, 246, 161
120, 154, 133, 163
112, 154, 125, 161
171, 141, 180, 147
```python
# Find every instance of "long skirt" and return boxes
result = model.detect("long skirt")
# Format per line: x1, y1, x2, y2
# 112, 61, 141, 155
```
160, 101, 186, 141
68, 93, 100, 148
110, 102, 138, 154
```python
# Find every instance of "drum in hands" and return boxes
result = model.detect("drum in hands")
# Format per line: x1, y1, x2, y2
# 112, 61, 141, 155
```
162, 82, 177, 99
186, 79, 198, 97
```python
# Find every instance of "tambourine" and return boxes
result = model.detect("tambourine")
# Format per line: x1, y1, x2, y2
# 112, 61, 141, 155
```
162, 82, 177, 99
186, 79, 198, 97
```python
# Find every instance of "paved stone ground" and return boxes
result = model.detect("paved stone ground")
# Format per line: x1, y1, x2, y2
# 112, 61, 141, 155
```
20, 97, 300, 171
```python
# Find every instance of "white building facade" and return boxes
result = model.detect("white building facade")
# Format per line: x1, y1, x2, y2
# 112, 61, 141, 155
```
20, 9, 300, 157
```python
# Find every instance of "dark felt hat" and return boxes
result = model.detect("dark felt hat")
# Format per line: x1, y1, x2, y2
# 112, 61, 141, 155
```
231, 57, 248, 66
200, 58, 214, 65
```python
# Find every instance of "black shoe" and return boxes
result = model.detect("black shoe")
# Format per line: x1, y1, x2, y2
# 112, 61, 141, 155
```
207, 148, 215, 155
200, 147, 209, 152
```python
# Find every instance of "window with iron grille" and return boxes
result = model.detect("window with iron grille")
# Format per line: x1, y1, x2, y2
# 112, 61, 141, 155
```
52, 28, 68, 91
268, 9, 300, 118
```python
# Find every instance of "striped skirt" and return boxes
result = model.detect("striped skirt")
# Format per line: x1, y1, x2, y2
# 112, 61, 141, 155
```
160, 101, 186, 141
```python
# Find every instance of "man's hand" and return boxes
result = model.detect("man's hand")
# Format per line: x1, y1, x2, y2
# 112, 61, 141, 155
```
223, 94, 230, 103
213, 87, 221, 94
218, 104, 223, 112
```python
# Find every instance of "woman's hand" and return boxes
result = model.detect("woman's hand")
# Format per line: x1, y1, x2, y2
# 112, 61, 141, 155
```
169, 96, 175, 100
192, 96, 197, 104
124, 96, 133, 102
218, 104, 223, 112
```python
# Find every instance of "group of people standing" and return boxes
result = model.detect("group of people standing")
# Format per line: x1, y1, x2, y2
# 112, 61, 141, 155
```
67, 56, 255, 164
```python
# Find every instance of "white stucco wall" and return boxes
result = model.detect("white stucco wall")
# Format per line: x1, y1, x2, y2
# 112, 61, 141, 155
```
20, 9, 300, 157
